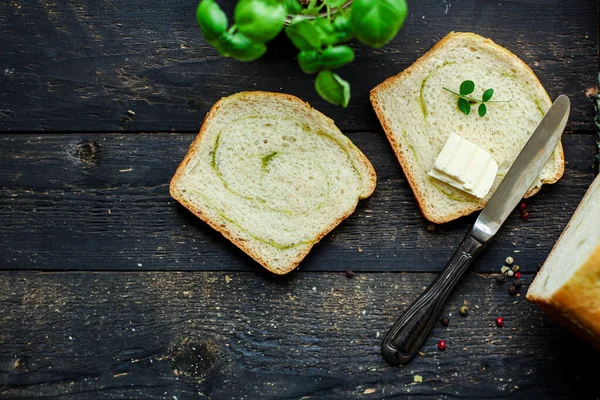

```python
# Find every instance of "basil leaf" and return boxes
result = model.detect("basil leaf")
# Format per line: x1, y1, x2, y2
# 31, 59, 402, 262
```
196, 0, 228, 42
297, 50, 323, 73
220, 32, 267, 61
331, 15, 354, 43
478, 103, 487, 117
315, 70, 351, 107
235, 0, 286, 42
333, 15, 351, 32
313, 17, 336, 40
350, 0, 407, 49
322, 45, 355, 70
285, 20, 322, 50
208, 37, 230, 57
284, 0, 302, 14
301, 0, 321, 15
482, 88, 494, 102
457, 98, 471, 115
459, 80, 475, 96
326, 0, 348, 8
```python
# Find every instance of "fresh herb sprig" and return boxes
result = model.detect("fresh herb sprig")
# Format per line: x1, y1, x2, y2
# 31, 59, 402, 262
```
443, 80, 512, 117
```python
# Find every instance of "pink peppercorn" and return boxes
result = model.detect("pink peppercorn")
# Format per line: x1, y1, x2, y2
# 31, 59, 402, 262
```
519, 202, 527, 211
520, 210, 529, 221
437, 339, 446, 351
496, 318, 505, 327
514, 271, 522, 279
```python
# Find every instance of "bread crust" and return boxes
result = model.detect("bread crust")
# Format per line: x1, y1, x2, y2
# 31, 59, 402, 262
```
527, 174, 600, 349
370, 32, 565, 224
170, 91, 376, 275
528, 244, 600, 350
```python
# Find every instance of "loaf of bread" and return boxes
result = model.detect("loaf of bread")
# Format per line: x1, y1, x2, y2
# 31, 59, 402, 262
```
527, 173, 600, 349
370, 32, 564, 224
170, 91, 376, 274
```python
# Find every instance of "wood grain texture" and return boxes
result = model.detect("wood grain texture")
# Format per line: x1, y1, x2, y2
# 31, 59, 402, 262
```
0, 133, 596, 273
0, 0, 597, 133
0, 271, 598, 400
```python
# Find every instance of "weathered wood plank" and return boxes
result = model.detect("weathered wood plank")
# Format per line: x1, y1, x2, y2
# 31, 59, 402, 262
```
0, 133, 596, 272
0, 271, 598, 399
0, 0, 597, 132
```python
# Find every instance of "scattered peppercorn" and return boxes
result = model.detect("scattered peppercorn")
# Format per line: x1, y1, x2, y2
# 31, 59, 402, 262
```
441, 317, 450, 327
501, 266, 510, 274
521, 209, 529, 220
459, 306, 469, 316
437, 339, 447, 351
427, 224, 436, 232
495, 317, 505, 327
495, 275, 506, 285
507, 269, 514, 277
345, 269, 355, 279
519, 202, 527, 211
514, 279, 523, 289
508, 284, 517, 296
512, 265, 520, 272
514, 271, 522, 279
505, 256, 514, 265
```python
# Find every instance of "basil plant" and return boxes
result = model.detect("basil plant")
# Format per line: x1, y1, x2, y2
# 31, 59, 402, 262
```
196, 0, 408, 107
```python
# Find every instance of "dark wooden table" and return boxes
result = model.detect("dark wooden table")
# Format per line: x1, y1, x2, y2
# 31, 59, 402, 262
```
1, 1, 599, 399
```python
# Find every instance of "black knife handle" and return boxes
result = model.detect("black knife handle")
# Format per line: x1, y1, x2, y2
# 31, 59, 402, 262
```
381, 230, 486, 364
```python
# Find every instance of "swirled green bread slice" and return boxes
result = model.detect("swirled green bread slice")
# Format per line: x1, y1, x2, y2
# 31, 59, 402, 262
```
170, 91, 376, 274
371, 32, 564, 224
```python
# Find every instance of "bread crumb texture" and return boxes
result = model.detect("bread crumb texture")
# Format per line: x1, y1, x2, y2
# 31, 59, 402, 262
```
170, 92, 376, 274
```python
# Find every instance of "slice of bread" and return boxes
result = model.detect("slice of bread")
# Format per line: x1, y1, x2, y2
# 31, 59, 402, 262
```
527, 173, 600, 349
370, 32, 564, 224
170, 91, 376, 275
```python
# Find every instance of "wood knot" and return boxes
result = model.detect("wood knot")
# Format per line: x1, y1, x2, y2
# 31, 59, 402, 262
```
171, 338, 222, 380
75, 141, 100, 164
188, 98, 208, 110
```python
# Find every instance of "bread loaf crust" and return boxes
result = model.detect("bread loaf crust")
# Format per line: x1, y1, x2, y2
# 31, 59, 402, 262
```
170, 91, 376, 274
370, 32, 565, 224
527, 172, 600, 348
532, 244, 600, 349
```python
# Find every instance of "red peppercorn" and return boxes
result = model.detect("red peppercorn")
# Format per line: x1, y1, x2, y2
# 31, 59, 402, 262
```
495, 318, 505, 327
514, 271, 522, 279
519, 202, 527, 210
437, 339, 447, 351
520, 210, 529, 221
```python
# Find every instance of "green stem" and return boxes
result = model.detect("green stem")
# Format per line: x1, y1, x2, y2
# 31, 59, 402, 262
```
227, 24, 237, 34
442, 87, 513, 103
336, 4, 348, 16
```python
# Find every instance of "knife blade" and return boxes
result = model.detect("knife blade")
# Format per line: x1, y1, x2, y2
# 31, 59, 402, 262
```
381, 94, 570, 365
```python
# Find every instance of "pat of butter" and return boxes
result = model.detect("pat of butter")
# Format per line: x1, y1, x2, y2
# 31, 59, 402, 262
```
428, 132, 498, 199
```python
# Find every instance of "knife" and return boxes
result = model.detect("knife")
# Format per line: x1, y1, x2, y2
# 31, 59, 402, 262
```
381, 94, 570, 364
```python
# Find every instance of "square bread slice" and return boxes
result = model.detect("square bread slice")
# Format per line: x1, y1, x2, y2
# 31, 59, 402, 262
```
170, 91, 376, 275
371, 32, 564, 224
527, 173, 600, 349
